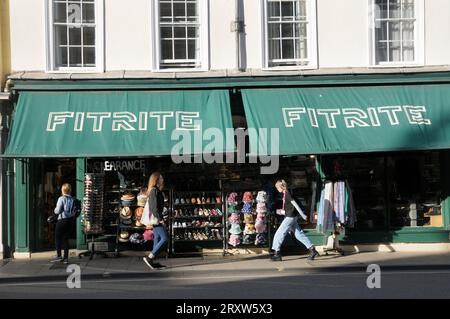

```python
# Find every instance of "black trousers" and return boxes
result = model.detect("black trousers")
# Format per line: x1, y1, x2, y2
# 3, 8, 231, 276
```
55, 218, 73, 259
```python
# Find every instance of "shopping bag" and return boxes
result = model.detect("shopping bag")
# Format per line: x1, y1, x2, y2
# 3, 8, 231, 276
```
141, 194, 160, 226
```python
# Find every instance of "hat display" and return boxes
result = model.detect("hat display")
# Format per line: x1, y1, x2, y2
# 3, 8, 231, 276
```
227, 192, 238, 205
143, 229, 154, 241
256, 191, 267, 203
255, 221, 267, 234
244, 213, 254, 224
242, 192, 254, 203
256, 202, 267, 213
120, 207, 132, 219
244, 223, 256, 235
83, 173, 105, 234
229, 223, 243, 235
241, 202, 254, 213
129, 233, 145, 245
228, 234, 241, 247
255, 233, 267, 246
228, 213, 241, 224
119, 230, 130, 242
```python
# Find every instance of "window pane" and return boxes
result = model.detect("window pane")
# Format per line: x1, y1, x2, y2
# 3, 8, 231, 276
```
54, 2, 67, 23
376, 42, 388, 63
268, 1, 280, 20
187, 26, 198, 38
161, 26, 173, 39
186, 3, 197, 18
375, 21, 388, 43
281, 1, 294, 20
69, 26, 82, 45
269, 39, 281, 60
83, 46, 96, 66
174, 26, 186, 38
282, 39, 294, 59
161, 40, 173, 60
174, 40, 187, 59
295, 23, 307, 38
296, 38, 308, 59
160, 2, 172, 18
173, 2, 186, 21
402, 0, 415, 18
55, 46, 68, 67
82, 3, 95, 23
268, 23, 280, 39
281, 23, 294, 38
55, 25, 68, 46
389, 41, 401, 61
298, 0, 307, 18
67, 3, 82, 23
69, 47, 82, 67
403, 40, 414, 61
187, 39, 197, 59
402, 21, 414, 41
375, 0, 388, 19
83, 27, 95, 46
389, 21, 400, 41
389, 0, 401, 19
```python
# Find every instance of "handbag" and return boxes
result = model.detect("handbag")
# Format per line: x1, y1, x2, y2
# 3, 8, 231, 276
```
47, 214, 58, 224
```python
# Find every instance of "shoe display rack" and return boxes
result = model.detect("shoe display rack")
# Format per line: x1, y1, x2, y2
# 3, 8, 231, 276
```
170, 190, 225, 255
225, 190, 270, 252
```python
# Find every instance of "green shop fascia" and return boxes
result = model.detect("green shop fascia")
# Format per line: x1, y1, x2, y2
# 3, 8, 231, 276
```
2, 72, 450, 256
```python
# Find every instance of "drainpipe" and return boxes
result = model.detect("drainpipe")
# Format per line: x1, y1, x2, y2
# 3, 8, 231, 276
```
232, 0, 244, 71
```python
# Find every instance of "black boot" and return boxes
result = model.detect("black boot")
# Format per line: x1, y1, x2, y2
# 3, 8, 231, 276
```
270, 251, 282, 262
308, 246, 320, 260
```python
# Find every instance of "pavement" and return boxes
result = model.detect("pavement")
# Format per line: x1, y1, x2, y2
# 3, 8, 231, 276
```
1, 249, 450, 284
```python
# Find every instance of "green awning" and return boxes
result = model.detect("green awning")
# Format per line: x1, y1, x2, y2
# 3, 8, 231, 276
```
4, 90, 235, 157
242, 84, 450, 155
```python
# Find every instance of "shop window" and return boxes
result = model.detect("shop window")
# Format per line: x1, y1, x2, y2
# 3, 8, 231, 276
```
388, 152, 443, 228
152, 0, 209, 71
46, 0, 104, 72
369, 0, 424, 66
263, 0, 317, 69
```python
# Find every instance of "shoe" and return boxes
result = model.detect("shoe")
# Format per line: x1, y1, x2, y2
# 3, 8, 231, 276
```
270, 252, 282, 262
197, 197, 202, 205
50, 256, 63, 263
206, 197, 211, 204
180, 198, 185, 204
308, 247, 320, 260
199, 209, 204, 216
194, 208, 199, 216
175, 198, 180, 205
143, 257, 155, 269
153, 262, 167, 269
62, 259, 69, 264
202, 197, 206, 204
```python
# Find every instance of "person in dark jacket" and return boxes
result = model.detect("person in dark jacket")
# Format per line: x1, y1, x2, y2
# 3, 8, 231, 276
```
51, 183, 75, 264
270, 179, 320, 262
143, 172, 168, 269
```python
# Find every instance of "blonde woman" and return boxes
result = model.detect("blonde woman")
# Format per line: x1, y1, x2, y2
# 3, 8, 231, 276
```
271, 180, 319, 261
143, 172, 168, 269
51, 183, 75, 264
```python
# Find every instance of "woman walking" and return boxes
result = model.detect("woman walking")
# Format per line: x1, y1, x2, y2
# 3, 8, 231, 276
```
271, 180, 319, 261
51, 183, 75, 264
143, 172, 168, 269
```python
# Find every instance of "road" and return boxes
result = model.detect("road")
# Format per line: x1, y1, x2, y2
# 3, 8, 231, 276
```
0, 268, 449, 299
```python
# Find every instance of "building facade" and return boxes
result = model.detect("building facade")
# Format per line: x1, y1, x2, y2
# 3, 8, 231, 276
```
3, 0, 450, 258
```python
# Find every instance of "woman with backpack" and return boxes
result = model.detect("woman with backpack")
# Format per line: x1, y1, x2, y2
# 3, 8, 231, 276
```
51, 183, 77, 264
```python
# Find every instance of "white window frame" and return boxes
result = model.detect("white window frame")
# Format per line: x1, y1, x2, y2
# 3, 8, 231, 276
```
45, 0, 105, 73
261, 0, 318, 71
151, 0, 210, 72
368, 0, 424, 67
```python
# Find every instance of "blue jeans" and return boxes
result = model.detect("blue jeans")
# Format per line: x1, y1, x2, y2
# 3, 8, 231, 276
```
152, 225, 168, 257
272, 216, 313, 252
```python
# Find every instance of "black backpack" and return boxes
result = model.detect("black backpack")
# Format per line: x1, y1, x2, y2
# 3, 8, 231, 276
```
72, 198, 82, 218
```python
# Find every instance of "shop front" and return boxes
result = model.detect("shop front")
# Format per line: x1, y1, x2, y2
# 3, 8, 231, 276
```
2, 73, 450, 257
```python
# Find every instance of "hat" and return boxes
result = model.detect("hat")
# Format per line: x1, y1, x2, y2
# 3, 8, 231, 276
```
257, 211, 266, 219
135, 220, 144, 227
134, 207, 144, 220
120, 207, 132, 219
242, 192, 254, 203
227, 192, 238, 205
121, 193, 135, 201
243, 234, 255, 245
129, 233, 145, 244
228, 234, 241, 247
229, 223, 242, 235
255, 233, 267, 246
255, 221, 267, 234
241, 203, 253, 213
256, 191, 267, 203
119, 230, 129, 242
121, 218, 132, 226
244, 213, 254, 224
228, 213, 241, 224
244, 223, 256, 235
256, 202, 267, 213
143, 229, 154, 241
227, 205, 239, 214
